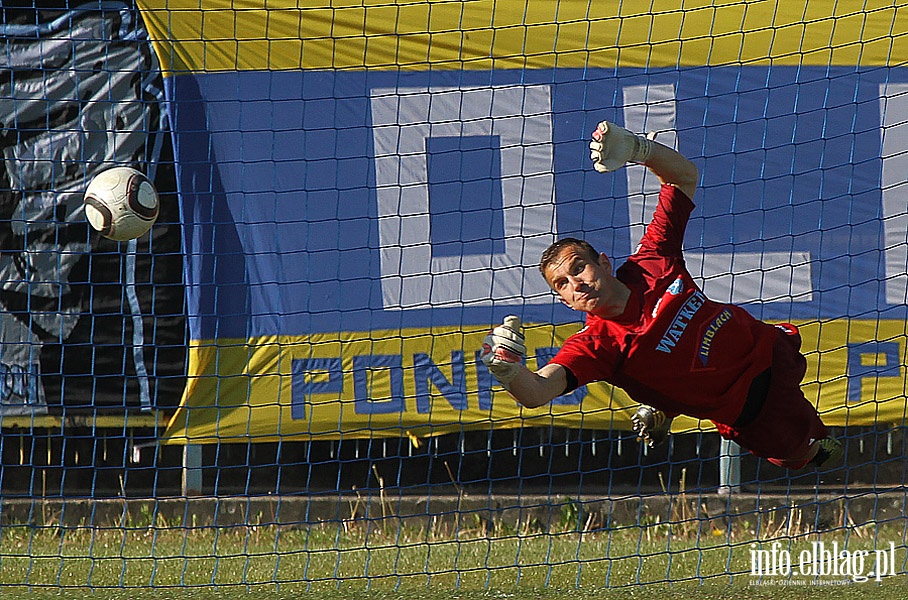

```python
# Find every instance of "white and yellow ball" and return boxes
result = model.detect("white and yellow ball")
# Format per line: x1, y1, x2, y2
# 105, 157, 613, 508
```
83, 166, 159, 241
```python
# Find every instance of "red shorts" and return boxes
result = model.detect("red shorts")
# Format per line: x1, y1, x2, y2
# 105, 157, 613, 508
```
714, 326, 828, 468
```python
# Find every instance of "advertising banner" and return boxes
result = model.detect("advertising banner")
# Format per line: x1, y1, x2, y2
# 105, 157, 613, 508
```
138, 1, 908, 442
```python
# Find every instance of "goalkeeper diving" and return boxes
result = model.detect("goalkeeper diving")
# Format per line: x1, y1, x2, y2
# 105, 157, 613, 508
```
479, 121, 843, 470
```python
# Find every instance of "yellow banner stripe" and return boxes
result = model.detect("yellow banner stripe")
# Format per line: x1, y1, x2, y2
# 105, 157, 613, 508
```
137, 0, 908, 75
162, 320, 908, 444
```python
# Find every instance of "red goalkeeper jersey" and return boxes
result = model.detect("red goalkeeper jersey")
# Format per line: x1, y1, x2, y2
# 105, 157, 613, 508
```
550, 184, 778, 426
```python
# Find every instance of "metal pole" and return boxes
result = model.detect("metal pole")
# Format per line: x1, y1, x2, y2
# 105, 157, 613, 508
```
182, 443, 203, 496
718, 438, 742, 494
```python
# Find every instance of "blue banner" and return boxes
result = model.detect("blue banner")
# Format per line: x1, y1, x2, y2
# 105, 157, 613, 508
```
168, 66, 908, 340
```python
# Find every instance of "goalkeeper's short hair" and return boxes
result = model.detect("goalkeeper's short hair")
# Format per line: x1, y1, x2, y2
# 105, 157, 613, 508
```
539, 238, 601, 277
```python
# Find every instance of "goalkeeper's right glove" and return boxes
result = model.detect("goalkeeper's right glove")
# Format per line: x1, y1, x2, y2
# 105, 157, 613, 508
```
479, 315, 526, 389
589, 121, 654, 173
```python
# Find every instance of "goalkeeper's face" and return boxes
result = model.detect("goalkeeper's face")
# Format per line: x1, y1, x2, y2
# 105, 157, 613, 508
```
542, 246, 630, 318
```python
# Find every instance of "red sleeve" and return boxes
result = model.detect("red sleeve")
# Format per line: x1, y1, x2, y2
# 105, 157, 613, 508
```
635, 184, 694, 257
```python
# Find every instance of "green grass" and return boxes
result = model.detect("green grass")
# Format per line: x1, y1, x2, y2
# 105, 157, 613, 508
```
0, 516, 905, 599
1, 582, 904, 600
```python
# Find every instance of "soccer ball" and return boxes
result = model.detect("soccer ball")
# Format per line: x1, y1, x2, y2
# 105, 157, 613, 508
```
83, 166, 159, 241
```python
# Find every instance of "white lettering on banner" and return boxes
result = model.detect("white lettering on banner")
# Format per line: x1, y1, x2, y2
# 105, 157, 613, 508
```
369, 82, 826, 311
370, 85, 557, 309
879, 82, 908, 305
622, 84, 813, 304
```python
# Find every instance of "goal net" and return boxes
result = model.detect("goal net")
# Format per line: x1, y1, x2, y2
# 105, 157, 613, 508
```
0, 0, 906, 591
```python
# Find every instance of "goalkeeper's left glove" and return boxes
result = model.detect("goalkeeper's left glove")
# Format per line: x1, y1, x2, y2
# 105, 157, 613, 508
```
632, 405, 673, 448
479, 315, 526, 389
589, 121, 654, 173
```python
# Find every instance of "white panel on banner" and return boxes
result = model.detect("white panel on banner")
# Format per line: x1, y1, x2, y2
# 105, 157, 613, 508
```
623, 83, 814, 305
370, 85, 558, 309
880, 82, 908, 305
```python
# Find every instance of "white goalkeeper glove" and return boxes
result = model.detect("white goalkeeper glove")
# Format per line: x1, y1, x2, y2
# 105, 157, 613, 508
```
589, 121, 654, 173
479, 315, 526, 389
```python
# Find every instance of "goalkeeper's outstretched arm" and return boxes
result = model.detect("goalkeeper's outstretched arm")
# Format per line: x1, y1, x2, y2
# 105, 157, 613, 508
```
643, 141, 698, 200
504, 362, 570, 408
